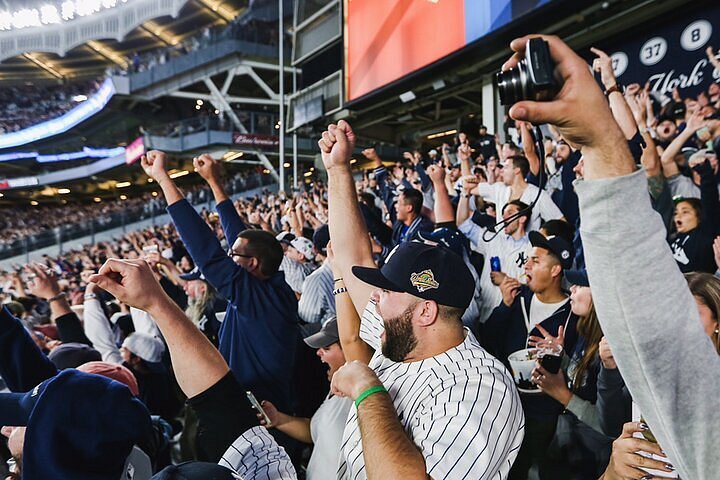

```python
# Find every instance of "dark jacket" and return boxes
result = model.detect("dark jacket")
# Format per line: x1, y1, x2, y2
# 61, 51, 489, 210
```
483, 285, 579, 421
168, 199, 299, 412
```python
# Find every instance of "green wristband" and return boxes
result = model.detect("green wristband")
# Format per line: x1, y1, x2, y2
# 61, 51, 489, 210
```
354, 385, 387, 409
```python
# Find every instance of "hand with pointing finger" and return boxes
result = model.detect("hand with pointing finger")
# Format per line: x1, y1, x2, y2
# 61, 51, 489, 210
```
89, 258, 171, 314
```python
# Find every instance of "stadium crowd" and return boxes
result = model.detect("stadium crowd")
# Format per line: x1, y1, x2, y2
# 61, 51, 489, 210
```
0, 36, 719, 480
0, 79, 102, 133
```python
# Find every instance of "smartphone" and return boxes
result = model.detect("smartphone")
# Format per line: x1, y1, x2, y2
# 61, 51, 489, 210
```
246, 391, 272, 426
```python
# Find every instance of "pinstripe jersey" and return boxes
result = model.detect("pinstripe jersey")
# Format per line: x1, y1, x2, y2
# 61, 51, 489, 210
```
298, 262, 336, 324
219, 426, 297, 479
337, 302, 525, 480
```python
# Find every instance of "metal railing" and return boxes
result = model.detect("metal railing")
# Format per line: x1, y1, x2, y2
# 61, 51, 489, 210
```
0, 173, 275, 262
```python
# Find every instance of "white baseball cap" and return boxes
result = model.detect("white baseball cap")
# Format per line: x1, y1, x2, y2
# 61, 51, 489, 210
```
122, 333, 165, 364
290, 236, 315, 261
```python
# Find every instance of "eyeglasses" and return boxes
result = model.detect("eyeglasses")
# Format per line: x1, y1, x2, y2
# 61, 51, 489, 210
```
227, 248, 254, 260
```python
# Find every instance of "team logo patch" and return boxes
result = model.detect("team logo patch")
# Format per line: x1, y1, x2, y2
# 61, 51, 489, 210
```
410, 269, 439, 292
561, 250, 570, 260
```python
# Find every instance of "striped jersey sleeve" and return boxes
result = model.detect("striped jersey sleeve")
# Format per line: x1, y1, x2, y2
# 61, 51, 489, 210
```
219, 426, 297, 480
358, 300, 384, 351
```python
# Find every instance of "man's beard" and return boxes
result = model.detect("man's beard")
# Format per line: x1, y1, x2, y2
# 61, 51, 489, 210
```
381, 305, 418, 362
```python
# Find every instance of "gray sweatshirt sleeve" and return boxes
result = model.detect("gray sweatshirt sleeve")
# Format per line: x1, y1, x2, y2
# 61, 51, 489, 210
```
565, 394, 602, 433
575, 169, 720, 480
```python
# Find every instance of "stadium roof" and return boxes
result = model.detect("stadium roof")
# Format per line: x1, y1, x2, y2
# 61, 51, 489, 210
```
0, 0, 249, 82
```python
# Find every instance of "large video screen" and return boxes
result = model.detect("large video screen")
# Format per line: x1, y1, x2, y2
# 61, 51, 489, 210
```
345, 0, 552, 102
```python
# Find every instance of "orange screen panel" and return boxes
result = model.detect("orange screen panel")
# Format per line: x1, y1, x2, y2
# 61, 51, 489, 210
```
346, 0, 465, 101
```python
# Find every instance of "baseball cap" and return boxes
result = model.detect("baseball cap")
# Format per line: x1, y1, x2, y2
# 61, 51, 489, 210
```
304, 317, 339, 349
77, 361, 140, 396
179, 266, 205, 281
275, 232, 296, 246
48, 342, 102, 370
416, 228, 469, 258
290, 236, 315, 261
564, 269, 589, 287
352, 242, 474, 309
122, 333, 165, 364
529, 231, 574, 270
152, 462, 239, 480
312, 224, 330, 253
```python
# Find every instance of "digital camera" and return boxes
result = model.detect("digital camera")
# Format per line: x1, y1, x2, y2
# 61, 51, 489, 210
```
496, 38, 558, 106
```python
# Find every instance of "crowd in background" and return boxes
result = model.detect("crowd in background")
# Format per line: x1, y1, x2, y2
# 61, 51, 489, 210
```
0, 38, 719, 480
0, 79, 102, 133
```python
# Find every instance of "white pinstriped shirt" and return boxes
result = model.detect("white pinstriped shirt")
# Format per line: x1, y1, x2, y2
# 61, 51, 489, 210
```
219, 426, 297, 479
337, 302, 525, 480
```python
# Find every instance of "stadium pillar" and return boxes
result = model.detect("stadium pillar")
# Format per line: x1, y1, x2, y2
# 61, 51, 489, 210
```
278, 0, 285, 193
481, 76, 498, 139
292, 67, 298, 189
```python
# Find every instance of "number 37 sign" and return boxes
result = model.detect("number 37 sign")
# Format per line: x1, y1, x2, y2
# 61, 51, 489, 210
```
588, 4, 719, 97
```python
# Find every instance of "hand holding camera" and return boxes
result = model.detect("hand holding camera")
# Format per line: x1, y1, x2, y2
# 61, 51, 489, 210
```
498, 35, 631, 179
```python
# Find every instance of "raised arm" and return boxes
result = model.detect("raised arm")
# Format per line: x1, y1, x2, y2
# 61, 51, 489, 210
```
90, 259, 228, 398
82, 282, 123, 365
518, 121, 542, 178
0, 307, 58, 392
320, 122, 376, 316
507, 33, 720, 480
591, 47, 637, 140
455, 175, 480, 227
143, 150, 251, 305
659, 111, 706, 178
194, 153, 247, 243
427, 165, 454, 224
327, 242, 373, 364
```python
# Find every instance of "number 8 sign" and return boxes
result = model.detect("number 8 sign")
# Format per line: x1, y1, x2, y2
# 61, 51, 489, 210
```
680, 20, 712, 51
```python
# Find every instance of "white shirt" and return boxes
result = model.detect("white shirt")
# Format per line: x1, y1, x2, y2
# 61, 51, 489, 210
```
337, 302, 525, 480
459, 218, 532, 323
220, 426, 297, 479
528, 296, 569, 331
475, 181, 563, 231
307, 394, 352, 480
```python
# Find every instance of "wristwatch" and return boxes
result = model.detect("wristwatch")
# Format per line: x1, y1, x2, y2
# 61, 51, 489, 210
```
604, 83, 624, 97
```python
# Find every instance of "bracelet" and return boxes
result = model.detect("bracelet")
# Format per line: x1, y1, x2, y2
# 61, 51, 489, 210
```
47, 292, 67, 304
332, 287, 348, 296
355, 385, 387, 409
333, 278, 343, 283
84, 293, 98, 300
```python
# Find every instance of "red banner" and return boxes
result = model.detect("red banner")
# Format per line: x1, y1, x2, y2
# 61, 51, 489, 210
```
125, 137, 145, 165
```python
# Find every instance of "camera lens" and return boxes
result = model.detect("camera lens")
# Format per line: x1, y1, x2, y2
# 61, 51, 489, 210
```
496, 61, 528, 106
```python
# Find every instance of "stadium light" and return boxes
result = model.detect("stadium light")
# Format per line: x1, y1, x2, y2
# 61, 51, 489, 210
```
0, 0, 127, 30
169, 170, 189, 179
115, 181, 131, 188
57, 188, 70, 194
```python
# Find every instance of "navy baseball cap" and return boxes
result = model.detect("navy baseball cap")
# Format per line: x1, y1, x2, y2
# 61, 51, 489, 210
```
179, 266, 205, 281
565, 269, 589, 287
416, 228, 469, 258
529, 231, 574, 269
352, 242, 474, 309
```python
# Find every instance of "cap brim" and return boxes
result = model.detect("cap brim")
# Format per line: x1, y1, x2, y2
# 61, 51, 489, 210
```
529, 231, 551, 250
564, 269, 589, 287
351, 266, 404, 292
304, 331, 338, 349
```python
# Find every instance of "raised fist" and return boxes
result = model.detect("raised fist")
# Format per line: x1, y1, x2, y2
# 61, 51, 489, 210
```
319, 120, 357, 171
141, 150, 169, 182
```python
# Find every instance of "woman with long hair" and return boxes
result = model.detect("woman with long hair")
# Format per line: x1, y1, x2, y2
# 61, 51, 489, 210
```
529, 269, 616, 479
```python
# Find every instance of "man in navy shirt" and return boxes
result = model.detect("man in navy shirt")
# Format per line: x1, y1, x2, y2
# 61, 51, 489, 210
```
141, 151, 299, 413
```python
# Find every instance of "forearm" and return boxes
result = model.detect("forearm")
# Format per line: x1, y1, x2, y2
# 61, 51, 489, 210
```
358, 392, 428, 479
432, 182, 455, 224
147, 295, 229, 398
581, 124, 635, 181
274, 414, 313, 444
608, 92, 638, 140
327, 167, 376, 315
335, 286, 373, 364
208, 178, 230, 204
521, 127, 541, 176
456, 194, 472, 226
565, 394, 602, 433
157, 176, 184, 206
660, 129, 693, 175
49, 297, 73, 322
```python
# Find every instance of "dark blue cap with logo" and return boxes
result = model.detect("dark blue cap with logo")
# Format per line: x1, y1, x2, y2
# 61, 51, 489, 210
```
529, 231, 574, 269
352, 241, 474, 309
